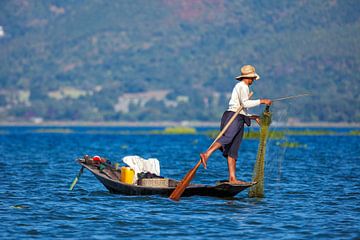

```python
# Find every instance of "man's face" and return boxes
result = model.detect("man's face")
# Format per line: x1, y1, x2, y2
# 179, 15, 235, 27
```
245, 78, 255, 85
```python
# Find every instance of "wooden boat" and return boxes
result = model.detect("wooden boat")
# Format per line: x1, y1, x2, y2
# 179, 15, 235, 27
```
77, 160, 255, 198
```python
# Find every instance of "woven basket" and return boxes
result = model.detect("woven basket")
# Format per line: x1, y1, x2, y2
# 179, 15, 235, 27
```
139, 178, 169, 187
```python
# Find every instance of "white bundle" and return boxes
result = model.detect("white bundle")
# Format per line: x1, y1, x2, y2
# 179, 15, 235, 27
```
122, 155, 160, 182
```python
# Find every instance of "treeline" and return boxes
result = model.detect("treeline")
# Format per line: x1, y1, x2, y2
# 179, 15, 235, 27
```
0, 0, 359, 122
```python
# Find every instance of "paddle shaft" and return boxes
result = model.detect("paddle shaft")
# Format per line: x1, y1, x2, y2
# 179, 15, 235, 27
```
169, 104, 247, 201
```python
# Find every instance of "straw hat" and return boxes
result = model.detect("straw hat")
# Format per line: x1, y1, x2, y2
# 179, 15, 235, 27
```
235, 65, 260, 80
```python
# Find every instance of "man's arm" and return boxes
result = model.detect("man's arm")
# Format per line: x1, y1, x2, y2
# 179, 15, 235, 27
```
249, 115, 261, 126
238, 86, 261, 108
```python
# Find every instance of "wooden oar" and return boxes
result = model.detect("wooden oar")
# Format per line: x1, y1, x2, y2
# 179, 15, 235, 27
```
69, 166, 84, 191
169, 103, 251, 201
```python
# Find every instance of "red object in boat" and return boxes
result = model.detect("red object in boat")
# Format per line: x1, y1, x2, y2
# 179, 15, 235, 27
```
93, 155, 103, 163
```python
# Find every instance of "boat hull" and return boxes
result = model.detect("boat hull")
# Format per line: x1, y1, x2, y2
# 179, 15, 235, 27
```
79, 161, 254, 198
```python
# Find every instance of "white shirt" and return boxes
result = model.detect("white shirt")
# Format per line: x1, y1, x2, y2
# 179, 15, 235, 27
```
227, 81, 261, 116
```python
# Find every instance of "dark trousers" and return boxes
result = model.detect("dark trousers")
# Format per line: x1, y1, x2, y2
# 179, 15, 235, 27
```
217, 111, 246, 160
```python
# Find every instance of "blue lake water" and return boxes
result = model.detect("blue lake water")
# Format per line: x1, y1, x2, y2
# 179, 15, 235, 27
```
0, 126, 359, 239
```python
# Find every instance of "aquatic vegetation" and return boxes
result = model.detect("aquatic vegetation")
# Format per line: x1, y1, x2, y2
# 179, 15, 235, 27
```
85, 130, 133, 135
27, 126, 358, 137
245, 130, 285, 139
33, 128, 74, 133
348, 130, 360, 135
285, 130, 337, 135
249, 106, 272, 198
163, 126, 196, 134
205, 129, 346, 139
279, 141, 307, 148
151, 126, 196, 134
202, 130, 219, 139
204, 129, 284, 139
120, 145, 129, 149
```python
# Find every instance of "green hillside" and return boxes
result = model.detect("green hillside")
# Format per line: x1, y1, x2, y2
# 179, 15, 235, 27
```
0, 0, 359, 122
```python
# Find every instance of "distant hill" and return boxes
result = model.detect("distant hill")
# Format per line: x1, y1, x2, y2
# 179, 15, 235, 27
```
0, 0, 359, 123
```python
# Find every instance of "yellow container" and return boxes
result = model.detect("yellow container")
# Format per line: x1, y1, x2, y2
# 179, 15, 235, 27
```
120, 166, 135, 184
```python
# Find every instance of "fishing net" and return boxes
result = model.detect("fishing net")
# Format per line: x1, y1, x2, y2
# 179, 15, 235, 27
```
249, 106, 272, 198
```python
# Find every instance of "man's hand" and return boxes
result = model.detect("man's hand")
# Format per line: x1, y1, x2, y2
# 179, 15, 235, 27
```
250, 115, 261, 126
255, 116, 261, 126
249, 115, 259, 120
260, 99, 272, 105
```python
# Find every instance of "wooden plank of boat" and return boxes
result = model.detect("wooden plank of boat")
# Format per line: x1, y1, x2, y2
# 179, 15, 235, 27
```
78, 161, 255, 198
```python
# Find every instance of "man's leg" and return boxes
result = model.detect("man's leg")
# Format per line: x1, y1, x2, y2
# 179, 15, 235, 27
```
200, 142, 222, 169
200, 112, 241, 169
227, 156, 247, 184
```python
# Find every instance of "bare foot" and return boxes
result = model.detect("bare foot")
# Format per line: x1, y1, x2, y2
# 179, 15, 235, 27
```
200, 153, 208, 169
229, 179, 248, 185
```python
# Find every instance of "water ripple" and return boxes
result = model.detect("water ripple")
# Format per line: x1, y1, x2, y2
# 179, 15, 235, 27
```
0, 127, 359, 239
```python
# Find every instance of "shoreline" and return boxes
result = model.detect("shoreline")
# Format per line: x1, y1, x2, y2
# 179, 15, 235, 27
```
0, 121, 359, 128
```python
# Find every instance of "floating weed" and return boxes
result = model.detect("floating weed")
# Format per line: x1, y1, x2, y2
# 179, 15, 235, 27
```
85, 130, 130, 134
33, 128, 74, 133
150, 126, 196, 134
204, 130, 284, 139
245, 130, 284, 139
348, 130, 360, 135
120, 145, 128, 149
163, 126, 196, 134
204, 129, 352, 139
278, 141, 307, 148
285, 130, 337, 135
203, 130, 219, 139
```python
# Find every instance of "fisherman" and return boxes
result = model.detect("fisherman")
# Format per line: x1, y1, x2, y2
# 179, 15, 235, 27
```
200, 65, 272, 184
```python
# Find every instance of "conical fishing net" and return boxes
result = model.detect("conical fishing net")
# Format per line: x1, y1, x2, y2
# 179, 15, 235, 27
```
249, 106, 272, 198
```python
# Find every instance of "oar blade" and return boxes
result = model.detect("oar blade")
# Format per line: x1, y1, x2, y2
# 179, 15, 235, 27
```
169, 160, 201, 201
69, 177, 79, 191
69, 167, 84, 191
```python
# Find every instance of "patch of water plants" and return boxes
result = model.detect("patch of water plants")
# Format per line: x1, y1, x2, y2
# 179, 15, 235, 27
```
33, 128, 74, 133
278, 141, 307, 148
150, 126, 197, 134
203, 129, 358, 139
